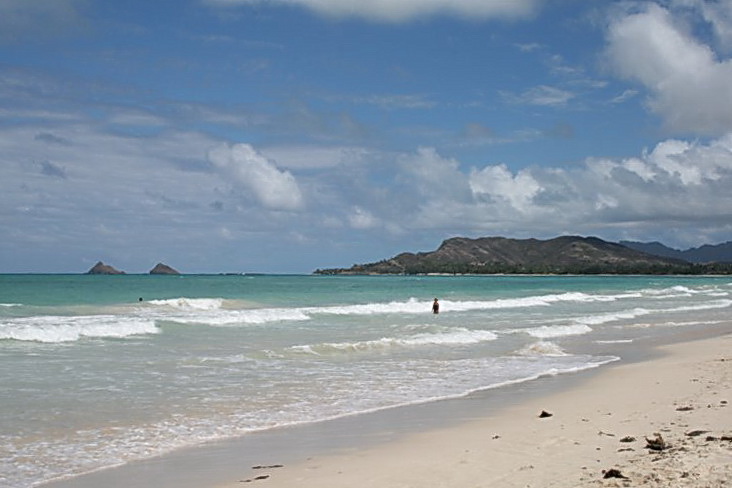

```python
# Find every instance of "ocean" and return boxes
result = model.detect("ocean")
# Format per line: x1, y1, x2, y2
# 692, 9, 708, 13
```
1, 274, 731, 487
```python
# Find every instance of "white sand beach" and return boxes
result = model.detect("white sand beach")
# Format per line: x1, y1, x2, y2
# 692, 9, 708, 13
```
222, 333, 732, 488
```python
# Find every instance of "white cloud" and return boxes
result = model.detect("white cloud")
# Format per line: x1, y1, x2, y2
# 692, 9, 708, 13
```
204, 0, 540, 22
348, 206, 379, 229
260, 145, 372, 169
503, 85, 575, 107
384, 136, 732, 245
696, 0, 732, 49
208, 143, 304, 211
610, 89, 639, 104
605, 2, 732, 135
398, 147, 471, 200
469, 164, 541, 213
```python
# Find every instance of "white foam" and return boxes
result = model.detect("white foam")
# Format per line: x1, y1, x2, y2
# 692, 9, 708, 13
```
0, 315, 159, 343
574, 299, 732, 327
575, 307, 652, 325
147, 298, 224, 310
665, 299, 732, 313
305, 291, 640, 317
523, 323, 593, 338
515, 341, 569, 357
166, 308, 311, 326
290, 327, 499, 355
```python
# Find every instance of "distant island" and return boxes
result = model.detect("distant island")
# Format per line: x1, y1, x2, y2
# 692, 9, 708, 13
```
85, 262, 181, 275
314, 236, 732, 275
149, 263, 180, 275
86, 261, 125, 275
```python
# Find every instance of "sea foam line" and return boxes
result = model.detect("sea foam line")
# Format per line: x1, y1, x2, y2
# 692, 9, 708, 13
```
155, 290, 655, 327
0, 315, 159, 343
289, 327, 499, 355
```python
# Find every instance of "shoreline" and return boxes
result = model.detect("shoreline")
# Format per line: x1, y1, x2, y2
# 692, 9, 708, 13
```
40, 324, 732, 488
224, 331, 732, 488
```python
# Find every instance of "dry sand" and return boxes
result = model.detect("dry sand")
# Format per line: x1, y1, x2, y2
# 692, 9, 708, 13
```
223, 333, 732, 488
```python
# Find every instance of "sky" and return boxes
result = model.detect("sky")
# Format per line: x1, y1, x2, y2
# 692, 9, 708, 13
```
1, 0, 732, 273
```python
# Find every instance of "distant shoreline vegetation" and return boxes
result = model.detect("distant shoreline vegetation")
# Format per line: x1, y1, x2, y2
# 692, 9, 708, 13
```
314, 236, 732, 276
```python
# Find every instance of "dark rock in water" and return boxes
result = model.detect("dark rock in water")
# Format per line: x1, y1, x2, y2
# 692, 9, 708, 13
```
86, 261, 125, 275
539, 410, 553, 418
149, 263, 180, 275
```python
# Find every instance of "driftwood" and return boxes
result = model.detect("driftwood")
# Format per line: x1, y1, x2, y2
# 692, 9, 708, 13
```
685, 430, 709, 437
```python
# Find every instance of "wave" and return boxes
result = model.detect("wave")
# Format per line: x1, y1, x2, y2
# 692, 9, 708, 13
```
578, 299, 732, 326
125, 287, 730, 328
269, 291, 652, 319
521, 323, 593, 339
164, 308, 311, 326
290, 327, 499, 355
0, 315, 159, 343
515, 341, 569, 356
147, 298, 224, 310
137, 292, 616, 327
575, 307, 652, 326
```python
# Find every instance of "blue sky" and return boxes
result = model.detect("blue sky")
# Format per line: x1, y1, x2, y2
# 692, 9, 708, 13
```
2, 0, 732, 273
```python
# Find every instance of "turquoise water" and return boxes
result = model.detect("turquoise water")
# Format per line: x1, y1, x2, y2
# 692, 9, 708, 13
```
1, 274, 731, 487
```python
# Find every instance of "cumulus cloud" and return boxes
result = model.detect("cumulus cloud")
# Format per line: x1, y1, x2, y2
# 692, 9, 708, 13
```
204, 0, 540, 22
605, 2, 732, 135
378, 136, 732, 245
208, 143, 304, 211
469, 164, 541, 213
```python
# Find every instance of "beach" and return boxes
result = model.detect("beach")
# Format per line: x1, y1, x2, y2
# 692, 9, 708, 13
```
218, 332, 732, 488
5, 274, 731, 487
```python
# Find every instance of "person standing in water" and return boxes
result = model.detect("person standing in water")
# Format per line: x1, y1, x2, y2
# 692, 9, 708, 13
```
432, 298, 440, 314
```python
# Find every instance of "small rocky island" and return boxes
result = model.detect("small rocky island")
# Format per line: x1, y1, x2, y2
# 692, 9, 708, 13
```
86, 261, 125, 275
149, 263, 180, 275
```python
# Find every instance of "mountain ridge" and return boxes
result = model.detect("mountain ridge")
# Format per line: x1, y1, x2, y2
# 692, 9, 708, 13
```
620, 240, 732, 263
315, 236, 731, 275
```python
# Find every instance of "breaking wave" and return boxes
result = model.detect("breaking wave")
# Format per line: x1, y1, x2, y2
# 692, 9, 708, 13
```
0, 315, 158, 343
515, 341, 569, 357
290, 327, 499, 355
